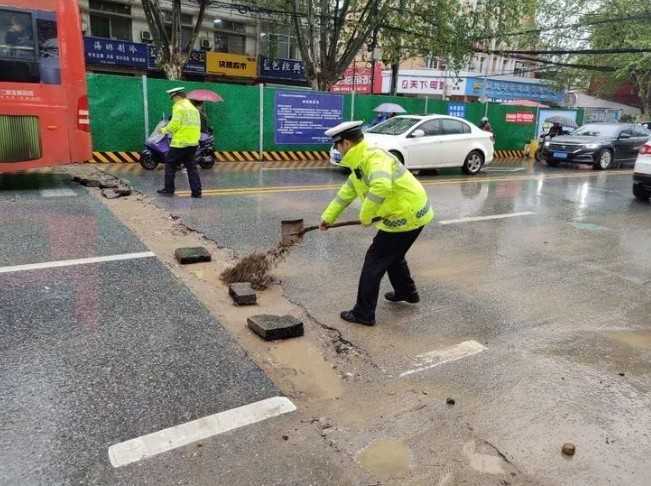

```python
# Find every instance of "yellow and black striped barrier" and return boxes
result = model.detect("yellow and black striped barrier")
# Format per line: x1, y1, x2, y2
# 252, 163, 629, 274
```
495, 150, 526, 159
89, 150, 330, 164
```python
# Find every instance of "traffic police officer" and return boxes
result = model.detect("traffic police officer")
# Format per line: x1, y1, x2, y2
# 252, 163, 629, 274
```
320, 121, 434, 326
157, 87, 202, 198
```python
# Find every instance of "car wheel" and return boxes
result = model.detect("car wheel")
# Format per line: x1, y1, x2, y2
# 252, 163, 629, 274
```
633, 183, 650, 201
389, 150, 404, 165
462, 150, 484, 175
139, 150, 158, 170
593, 149, 613, 170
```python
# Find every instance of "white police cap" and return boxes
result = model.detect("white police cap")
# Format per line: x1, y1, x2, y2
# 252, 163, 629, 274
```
325, 120, 364, 143
166, 87, 186, 97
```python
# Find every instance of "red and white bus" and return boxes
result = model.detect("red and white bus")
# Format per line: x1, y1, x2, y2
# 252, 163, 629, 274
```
0, 0, 91, 173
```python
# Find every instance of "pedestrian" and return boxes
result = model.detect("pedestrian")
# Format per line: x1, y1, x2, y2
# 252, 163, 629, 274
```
479, 117, 493, 133
190, 99, 211, 134
157, 87, 202, 198
320, 121, 434, 326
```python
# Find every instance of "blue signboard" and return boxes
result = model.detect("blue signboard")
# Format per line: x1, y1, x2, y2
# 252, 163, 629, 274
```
275, 90, 343, 145
465, 77, 563, 104
148, 46, 206, 73
448, 103, 466, 118
260, 56, 306, 82
84, 37, 148, 68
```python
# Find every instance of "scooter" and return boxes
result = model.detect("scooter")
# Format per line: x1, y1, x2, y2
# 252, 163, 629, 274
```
139, 118, 216, 170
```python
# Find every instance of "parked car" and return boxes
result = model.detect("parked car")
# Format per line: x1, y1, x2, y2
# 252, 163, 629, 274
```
541, 123, 650, 170
633, 141, 651, 201
330, 115, 494, 175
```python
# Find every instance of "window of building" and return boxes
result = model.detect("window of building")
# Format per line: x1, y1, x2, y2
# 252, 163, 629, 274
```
89, 0, 131, 41
260, 23, 299, 59
214, 20, 246, 54
163, 11, 194, 48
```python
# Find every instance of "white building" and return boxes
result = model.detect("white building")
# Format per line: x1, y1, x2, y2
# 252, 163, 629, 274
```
78, 0, 298, 59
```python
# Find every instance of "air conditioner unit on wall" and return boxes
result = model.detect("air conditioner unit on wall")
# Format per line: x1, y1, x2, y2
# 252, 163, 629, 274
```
200, 39, 211, 50
141, 31, 152, 42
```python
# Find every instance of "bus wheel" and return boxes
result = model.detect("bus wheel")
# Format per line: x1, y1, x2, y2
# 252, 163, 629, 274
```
139, 150, 158, 170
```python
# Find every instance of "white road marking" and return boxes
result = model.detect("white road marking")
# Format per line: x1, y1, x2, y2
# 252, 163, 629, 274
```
108, 396, 297, 468
400, 340, 487, 378
0, 252, 156, 274
39, 188, 77, 197
439, 211, 535, 225
483, 167, 526, 173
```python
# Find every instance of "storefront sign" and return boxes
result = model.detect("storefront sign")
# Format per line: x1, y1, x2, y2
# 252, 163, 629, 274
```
260, 56, 306, 82
467, 77, 563, 103
275, 90, 343, 144
84, 37, 148, 68
148, 46, 205, 73
331, 64, 383, 94
505, 112, 535, 123
206, 52, 257, 78
448, 103, 466, 118
380, 72, 466, 96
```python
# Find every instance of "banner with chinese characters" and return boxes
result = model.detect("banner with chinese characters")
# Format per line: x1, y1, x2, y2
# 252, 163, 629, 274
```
505, 112, 535, 124
148, 46, 205, 73
331, 63, 383, 93
260, 56, 306, 82
381, 71, 467, 96
206, 52, 257, 78
84, 37, 148, 68
448, 103, 466, 119
275, 90, 343, 144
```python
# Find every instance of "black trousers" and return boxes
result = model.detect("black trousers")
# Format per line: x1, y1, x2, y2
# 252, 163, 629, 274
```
164, 146, 201, 195
353, 226, 424, 322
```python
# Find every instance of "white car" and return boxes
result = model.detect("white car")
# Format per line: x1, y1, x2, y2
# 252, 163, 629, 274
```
330, 115, 494, 175
633, 141, 651, 201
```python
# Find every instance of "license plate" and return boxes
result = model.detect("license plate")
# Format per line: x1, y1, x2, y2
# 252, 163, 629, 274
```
553, 151, 568, 159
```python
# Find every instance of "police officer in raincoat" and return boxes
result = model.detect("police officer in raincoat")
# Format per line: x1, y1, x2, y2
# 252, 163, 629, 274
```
320, 121, 434, 326
157, 87, 202, 198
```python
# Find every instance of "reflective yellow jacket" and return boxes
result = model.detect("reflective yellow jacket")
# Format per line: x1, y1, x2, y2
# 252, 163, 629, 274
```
161, 98, 201, 148
321, 140, 435, 232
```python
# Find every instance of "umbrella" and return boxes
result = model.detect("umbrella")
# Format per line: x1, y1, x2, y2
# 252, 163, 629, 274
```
187, 89, 223, 103
373, 102, 406, 113
544, 115, 577, 128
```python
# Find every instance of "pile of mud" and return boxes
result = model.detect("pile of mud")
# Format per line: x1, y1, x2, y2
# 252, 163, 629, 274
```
220, 243, 289, 290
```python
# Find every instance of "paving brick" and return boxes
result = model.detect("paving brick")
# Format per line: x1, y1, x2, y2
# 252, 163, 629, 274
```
247, 314, 304, 341
174, 247, 212, 265
229, 282, 257, 305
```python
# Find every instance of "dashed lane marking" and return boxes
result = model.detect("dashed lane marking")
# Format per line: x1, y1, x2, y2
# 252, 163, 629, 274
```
400, 340, 487, 378
439, 211, 535, 225
39, 188, 77, 198
108, 396, 297, 468
0, 252, 156, 274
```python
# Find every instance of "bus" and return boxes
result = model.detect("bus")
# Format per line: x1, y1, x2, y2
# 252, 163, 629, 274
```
0, 0, 91, 173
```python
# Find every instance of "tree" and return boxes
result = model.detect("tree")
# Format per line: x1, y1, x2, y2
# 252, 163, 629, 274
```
141, 0, 209, 80
587, 0, 651, 115
259, 0, 535, 91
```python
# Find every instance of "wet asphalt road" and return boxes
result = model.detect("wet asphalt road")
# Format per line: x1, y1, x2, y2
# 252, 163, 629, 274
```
104, 160, 651, 485
0, 173, 282, 484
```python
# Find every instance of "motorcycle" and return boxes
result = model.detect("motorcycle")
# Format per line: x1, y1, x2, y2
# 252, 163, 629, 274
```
139, 118, 216, 171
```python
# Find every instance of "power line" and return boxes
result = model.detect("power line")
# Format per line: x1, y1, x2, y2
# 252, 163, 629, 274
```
481, 48, 651, 56
503, 54, 618, 72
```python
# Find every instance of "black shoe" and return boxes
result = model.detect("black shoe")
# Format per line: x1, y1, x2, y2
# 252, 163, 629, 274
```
191, 193, 202, 199
157, 189, 174, 196
340, 310, 375, 326
384, 291, 420, 304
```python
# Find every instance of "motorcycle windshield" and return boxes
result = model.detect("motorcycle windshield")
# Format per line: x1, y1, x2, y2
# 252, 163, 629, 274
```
147, 120, 169, 144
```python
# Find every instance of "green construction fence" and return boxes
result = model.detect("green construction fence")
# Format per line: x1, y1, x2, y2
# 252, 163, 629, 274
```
86, 73, 581, 155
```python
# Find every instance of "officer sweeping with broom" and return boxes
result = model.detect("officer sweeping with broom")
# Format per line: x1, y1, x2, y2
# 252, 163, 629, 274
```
320, 121, 434, 326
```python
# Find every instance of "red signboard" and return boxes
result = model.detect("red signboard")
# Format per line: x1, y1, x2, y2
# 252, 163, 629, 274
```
331, 63, 383, 94
506, 112, 535, 124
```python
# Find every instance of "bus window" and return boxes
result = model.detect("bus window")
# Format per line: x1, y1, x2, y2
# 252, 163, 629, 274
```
0, 8, 60, 84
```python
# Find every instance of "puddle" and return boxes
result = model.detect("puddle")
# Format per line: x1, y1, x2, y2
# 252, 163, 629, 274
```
462, 440, 509, 475
570, 222, 609, 232
358, 438, 411, 477
605, 331, 651, 351
269, 339, 343, 400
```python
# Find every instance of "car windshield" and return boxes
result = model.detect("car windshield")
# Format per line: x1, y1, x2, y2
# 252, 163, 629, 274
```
572, 124, 622, 137
367, 117, 420, 135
